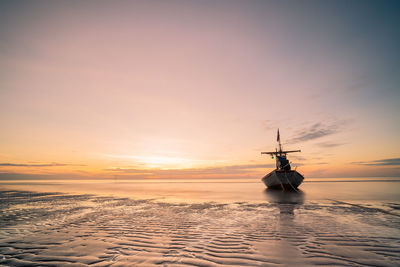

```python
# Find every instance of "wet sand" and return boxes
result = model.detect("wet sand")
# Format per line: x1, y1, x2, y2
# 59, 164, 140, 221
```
0, 179, 399, 266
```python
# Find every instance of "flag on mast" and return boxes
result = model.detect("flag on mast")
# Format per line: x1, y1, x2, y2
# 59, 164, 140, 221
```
277, 128, 280, 142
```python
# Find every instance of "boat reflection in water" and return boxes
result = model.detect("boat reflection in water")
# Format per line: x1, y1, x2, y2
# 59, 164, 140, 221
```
264, 188, 304, 216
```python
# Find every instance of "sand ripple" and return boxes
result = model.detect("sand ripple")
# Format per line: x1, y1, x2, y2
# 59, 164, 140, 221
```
0, 190, 399, 266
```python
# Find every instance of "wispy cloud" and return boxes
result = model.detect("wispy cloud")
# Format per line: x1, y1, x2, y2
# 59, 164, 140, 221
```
0, 162, 86, 167
289, 155, 307, 161
288, 122, 337, 143
316, 142, 346, 148
262, 120, 279, 131
106, 163, 274, 176
352, 158, 400, 166
296, 162, 328, 166
288, 120, 349, 144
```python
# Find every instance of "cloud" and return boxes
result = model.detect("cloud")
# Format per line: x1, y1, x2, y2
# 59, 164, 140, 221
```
106, 163, 275, 176
0, 162, 86, 167
296, 161, 328, 166
342, 76, 369, 93
352, 158, 400, 166
104, 168, 153, 175
0, 172, 90, 180
288, 122, 337, 143
262, 120, 279, 131
289, 155, 307, 161
316, 142, 346, 148
288, 120, 349, 144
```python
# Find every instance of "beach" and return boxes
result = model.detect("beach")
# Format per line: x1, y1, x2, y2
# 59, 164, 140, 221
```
0, 178, 399, 266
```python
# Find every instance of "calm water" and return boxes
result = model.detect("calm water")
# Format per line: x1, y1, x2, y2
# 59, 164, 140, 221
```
0, 178, 399, 266
0, 177, 399, 203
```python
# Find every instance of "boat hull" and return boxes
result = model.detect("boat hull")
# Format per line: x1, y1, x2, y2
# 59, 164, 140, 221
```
262, 170, 304, 190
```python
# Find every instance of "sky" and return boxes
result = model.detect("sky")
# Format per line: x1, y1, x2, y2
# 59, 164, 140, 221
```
1, 0, 400, 179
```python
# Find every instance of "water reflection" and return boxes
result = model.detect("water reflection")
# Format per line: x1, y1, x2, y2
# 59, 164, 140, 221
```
264, 189, 304, 216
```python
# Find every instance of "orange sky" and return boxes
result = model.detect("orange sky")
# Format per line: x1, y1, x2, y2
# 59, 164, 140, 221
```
1, 1, 400, 179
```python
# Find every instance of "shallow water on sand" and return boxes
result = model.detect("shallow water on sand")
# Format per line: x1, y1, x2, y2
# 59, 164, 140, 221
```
0, 178, 399, 266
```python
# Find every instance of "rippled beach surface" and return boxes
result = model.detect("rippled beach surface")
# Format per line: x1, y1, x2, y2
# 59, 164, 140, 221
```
0, 179, 399, 266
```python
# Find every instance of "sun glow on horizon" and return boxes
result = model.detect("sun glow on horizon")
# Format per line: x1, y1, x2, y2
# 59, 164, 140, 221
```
104, 154, 220, 170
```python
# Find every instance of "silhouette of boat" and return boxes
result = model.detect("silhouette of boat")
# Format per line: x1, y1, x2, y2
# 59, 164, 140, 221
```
261, 129, 304, 190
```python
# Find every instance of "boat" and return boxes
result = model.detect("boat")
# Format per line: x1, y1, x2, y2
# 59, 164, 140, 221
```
261, 129, 304, 190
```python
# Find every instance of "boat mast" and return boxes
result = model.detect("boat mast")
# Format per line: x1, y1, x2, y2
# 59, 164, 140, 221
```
277, 128, 282, 156
261, 129, 301, 170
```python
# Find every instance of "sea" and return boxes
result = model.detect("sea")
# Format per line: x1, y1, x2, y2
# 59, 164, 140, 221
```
0, 177, 399, 266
